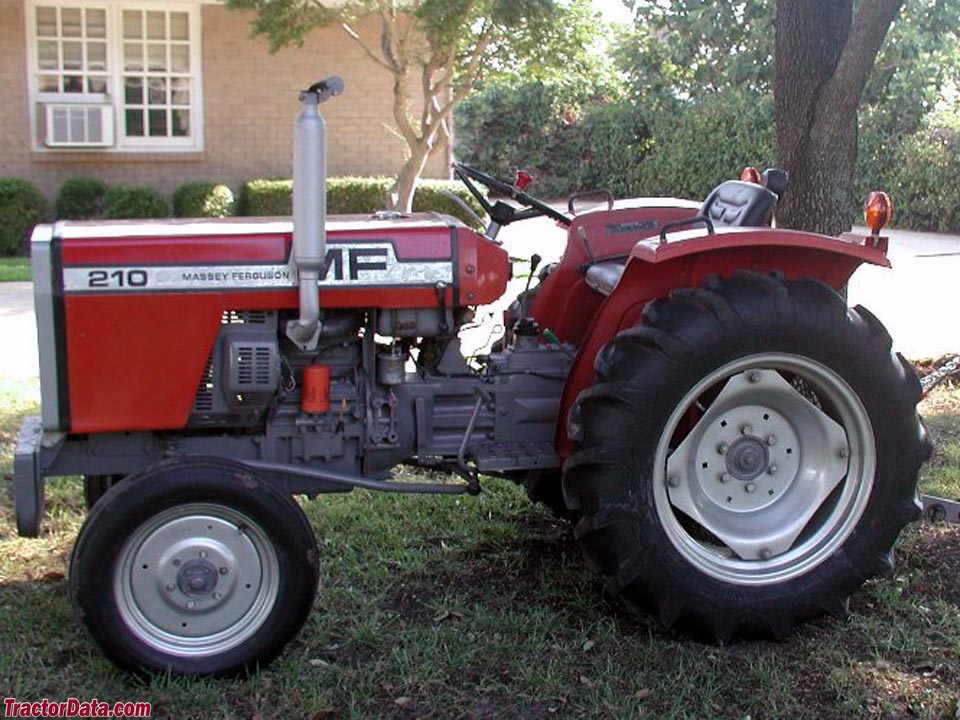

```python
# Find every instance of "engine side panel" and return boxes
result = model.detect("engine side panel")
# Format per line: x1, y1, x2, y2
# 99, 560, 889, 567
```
45, 215, 508, 433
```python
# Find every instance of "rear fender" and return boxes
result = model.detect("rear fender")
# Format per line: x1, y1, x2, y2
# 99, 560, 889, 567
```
555, 226, 891, 457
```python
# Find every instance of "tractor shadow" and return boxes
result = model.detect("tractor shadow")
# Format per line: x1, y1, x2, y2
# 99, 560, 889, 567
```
379, 507, 661, 637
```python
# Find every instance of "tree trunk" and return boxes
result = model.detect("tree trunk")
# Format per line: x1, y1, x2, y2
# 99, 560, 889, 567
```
390, 140, 432, 212
775, 0, 903, 235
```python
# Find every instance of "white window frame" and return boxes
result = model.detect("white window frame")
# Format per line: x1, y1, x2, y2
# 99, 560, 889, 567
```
25, 0, 204, 153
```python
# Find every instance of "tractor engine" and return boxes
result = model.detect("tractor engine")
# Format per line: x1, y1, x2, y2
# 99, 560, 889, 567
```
24, 202, 569, 490
181, 297, 570, 481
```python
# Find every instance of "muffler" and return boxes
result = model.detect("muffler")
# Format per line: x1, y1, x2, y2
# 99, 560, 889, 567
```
286, 75, 344, 350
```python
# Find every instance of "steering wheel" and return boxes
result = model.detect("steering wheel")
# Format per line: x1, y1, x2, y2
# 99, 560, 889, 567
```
453, 163, 571, 227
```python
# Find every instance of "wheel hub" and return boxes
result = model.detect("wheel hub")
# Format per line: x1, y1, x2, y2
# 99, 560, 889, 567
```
116, 506, 278, 650
725, 436, 768, 481
177, 559, 219, 596
664, 367, 852, 562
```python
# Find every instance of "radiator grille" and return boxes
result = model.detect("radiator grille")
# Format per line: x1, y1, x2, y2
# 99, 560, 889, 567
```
236, 345, 274, 386
193, 357, 215, 413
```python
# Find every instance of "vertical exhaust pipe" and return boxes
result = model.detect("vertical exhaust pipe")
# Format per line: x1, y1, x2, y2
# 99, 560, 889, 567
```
286, 76, 344, 350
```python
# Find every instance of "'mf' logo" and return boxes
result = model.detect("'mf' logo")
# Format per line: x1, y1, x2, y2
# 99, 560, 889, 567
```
322, 246, 390, 280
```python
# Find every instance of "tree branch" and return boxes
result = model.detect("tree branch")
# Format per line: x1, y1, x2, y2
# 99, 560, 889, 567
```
819, 0, 904, 117
340, 21, 396, 72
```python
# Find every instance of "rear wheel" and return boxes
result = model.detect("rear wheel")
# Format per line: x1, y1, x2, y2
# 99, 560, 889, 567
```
523, 470, 573, 519
83, 474, 120, 508
70, 458, 319, 675
563, 272, 930, 640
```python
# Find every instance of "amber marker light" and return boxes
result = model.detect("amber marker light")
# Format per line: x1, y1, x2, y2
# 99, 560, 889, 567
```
740, 167, 761, 184
864, 191, 892, 235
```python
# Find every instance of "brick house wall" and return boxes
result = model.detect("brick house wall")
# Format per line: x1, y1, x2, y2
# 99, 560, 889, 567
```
0, 0, 450, 200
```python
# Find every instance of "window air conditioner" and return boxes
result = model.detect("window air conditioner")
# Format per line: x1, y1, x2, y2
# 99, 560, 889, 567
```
43, 104, 114, 148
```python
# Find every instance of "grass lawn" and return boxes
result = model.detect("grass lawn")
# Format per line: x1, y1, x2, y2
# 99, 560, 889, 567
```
0, 257, 31, 282
1, 381, 958, 719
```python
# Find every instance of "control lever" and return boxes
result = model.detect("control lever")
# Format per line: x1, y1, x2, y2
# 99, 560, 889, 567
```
525, 253, 542, 294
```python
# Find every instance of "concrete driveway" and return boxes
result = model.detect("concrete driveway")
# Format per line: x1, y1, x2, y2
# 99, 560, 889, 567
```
0, 225, 957, 389
0, 281, 40, 383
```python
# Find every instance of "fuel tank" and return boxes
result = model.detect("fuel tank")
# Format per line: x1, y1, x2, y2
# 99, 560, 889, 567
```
33, 213, 508, 434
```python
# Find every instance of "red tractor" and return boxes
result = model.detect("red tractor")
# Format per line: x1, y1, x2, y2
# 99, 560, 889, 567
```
15, 77, 929, 675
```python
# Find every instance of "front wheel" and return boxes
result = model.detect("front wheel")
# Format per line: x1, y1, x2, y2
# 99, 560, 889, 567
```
70, 458, 319, 675
563, 272, 931, 641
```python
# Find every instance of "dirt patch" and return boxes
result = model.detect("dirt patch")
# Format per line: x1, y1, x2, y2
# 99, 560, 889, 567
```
382, 580, 442, 627
901, 523, 960, 607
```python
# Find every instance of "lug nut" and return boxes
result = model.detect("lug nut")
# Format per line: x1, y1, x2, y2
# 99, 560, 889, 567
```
198, 550, 207, 559
717, 442, 729, 455
719, 473, 732, 483
767, 464, 778, 475
219, 567, 228, 575
667, 474, 680, 487
758, 548, 771, 560
838, 446, 849, 458
745, 482, 756, 494
766, 435, 777, 446
165, 583, 175, 592
741, 424, 753, 436
187, 601, 196, 610
748, 371, 761, 383
212, 592, 222, 600
172, 558, 181, 567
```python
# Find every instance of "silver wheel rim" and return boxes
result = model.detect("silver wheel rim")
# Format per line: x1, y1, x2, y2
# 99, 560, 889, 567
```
114, 503, 280, 658
655, 353, 876, 585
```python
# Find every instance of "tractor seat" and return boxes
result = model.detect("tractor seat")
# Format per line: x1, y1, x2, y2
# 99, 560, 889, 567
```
701, 180, 777, 227
584, 181, 779, 297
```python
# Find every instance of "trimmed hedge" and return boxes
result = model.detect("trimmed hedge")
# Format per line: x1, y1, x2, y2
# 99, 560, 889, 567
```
56, 177, 106, 220
629, 90, 775, 201
236, 179, 292, 216
173, 180, 235, 218
456, 81, 775, 203
0, 179, 49, 256
102, 185, 171, 219
237, 177, 487, 229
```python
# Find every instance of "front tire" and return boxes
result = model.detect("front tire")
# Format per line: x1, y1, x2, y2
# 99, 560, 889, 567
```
563, 272, 931, 641
70, 458, 319, 675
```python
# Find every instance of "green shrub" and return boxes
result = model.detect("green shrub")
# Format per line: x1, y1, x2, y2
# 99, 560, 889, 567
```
173, 181, 235, 218
630, 90, 776, 201
237, 177, 487, 229
236, 179, 292, 216
575, 101, 653, 198
55, 177, 107, 220
102, 185, 170, 219
855, 107, 960, 232
456, 81, 601, 198
412, 180, 487, 227
329, 177, 392, 214
455, 81, 777, 203
0, 179, 49, 256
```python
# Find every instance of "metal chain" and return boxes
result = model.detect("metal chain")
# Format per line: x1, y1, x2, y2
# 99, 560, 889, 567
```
921, 355, 960, 396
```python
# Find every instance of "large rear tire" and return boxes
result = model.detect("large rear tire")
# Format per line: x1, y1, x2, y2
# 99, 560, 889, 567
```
70, 458, 319, 675
563, 272, 931, 641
